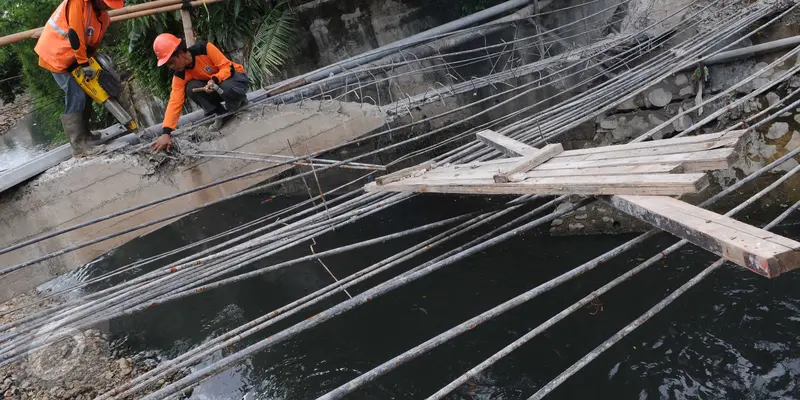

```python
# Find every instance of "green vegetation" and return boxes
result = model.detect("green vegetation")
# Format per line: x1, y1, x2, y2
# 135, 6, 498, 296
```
0, 0, 298, 144
0, 0, 65, 143
114, 0, 298, 100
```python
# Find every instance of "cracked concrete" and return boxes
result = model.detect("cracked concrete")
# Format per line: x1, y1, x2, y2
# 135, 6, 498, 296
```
0, 101, 386, 302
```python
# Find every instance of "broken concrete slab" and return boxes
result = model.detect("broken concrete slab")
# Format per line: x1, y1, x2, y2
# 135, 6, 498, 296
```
767, 122, 790, 140
0, 101, 386, 302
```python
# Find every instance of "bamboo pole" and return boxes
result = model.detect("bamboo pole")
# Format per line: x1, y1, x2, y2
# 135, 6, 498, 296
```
0, 0, 224, 46
111, 0, 225, 23
107, 0, 183, 17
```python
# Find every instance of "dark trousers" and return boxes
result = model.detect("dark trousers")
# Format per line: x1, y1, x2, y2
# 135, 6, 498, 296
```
185, 72, 249, 115
52, 72, 88, 114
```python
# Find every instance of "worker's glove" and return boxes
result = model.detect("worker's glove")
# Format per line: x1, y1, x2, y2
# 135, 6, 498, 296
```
81, 65, 97, 80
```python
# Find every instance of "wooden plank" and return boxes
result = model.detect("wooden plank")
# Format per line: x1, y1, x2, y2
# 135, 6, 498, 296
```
562, 130, 749, 156
475, 130, 537, 157
605, 195, 800, 278
376, 161, 436, 185
423, 162, 684, 181
495, 143, 564, 183
365, 173, 709, 196
537, 148, 737, 172
553, 137, 741, 163
638, 196, 800, 250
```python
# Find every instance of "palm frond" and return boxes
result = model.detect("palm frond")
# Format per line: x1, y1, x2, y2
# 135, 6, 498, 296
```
246, 3, 297, 87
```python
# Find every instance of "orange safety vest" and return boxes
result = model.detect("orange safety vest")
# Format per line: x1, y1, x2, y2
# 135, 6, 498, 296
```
34, 0, 110, 73
162, 41, 246, 132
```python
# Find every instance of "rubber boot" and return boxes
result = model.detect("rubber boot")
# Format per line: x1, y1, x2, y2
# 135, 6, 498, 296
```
81, 102, 104, 144
211, 105, 234, 131
226, 95, 249, 113
212, 114, 234, 131
61, 114, 106, 157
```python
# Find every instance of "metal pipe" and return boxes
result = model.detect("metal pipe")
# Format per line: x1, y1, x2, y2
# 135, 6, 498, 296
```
140, 198, 592, 399
0, 0, 690, 261
266, 0, 549, 94
104, 197, 543, 400
703, 34, 800, 65
428, 163, 800, 399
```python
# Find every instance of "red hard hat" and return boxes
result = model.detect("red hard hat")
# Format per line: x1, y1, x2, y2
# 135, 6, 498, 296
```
153, 33, 182, 67
103, 0, 124, 8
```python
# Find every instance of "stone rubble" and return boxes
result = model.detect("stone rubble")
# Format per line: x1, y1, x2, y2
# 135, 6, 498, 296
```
0, 291, 190, 400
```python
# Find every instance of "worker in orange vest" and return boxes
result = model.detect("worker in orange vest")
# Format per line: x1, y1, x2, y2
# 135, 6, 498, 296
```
150, 33, 249, 153
34, 0, 125, 157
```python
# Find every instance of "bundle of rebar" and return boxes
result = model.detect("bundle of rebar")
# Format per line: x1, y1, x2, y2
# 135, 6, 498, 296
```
0, 0, 798, 398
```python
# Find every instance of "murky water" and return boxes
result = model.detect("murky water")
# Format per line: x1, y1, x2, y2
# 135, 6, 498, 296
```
50, 193, 800, 399
0, 115, 53, 172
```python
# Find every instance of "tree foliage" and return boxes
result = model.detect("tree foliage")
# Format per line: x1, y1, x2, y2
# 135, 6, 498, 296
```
0, 0, 66, 142
0, 0, 298, 141
246, 3, 297, 87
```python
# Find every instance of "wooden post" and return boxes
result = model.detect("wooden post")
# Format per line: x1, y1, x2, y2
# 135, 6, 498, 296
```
180, 7, 195, 46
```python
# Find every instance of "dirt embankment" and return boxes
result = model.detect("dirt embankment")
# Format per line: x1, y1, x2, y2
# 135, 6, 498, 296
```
0, 97, 32, 136
0, 291, 190, 400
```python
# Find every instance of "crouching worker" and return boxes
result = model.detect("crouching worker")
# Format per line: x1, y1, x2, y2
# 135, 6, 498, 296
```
151, 33, 249, 152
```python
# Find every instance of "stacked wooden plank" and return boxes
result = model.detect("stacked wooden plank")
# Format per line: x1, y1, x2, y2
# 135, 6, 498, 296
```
366, 129, 800, 278
367, 129, 748, 196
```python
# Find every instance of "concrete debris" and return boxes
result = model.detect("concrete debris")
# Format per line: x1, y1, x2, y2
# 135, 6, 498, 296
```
766, 92, 781, 107
752, 77, 771, 91
767, 122, 790, 140
759, 144, 778, 158
647, 88, 673, 108
786, 131, 800, 152
774, 157, 800, 172
0, 290, 190, 400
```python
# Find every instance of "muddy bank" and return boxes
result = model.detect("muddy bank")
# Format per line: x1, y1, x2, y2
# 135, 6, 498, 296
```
0, 96, 31, 137
0, 290, 191, 400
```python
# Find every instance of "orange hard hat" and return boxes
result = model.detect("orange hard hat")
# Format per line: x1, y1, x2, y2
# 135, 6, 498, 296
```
153, 33, 182, 67
103, 0, 125, 8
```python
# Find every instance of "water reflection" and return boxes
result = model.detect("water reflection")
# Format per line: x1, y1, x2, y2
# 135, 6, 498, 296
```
0, 114, 54, 172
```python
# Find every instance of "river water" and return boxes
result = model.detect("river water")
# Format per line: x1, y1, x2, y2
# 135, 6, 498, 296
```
0, 115, 53, 172
47, 192, 800, 399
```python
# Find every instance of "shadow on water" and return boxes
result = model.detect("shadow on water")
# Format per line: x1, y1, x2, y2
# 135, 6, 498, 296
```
46, 191, 800, 399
